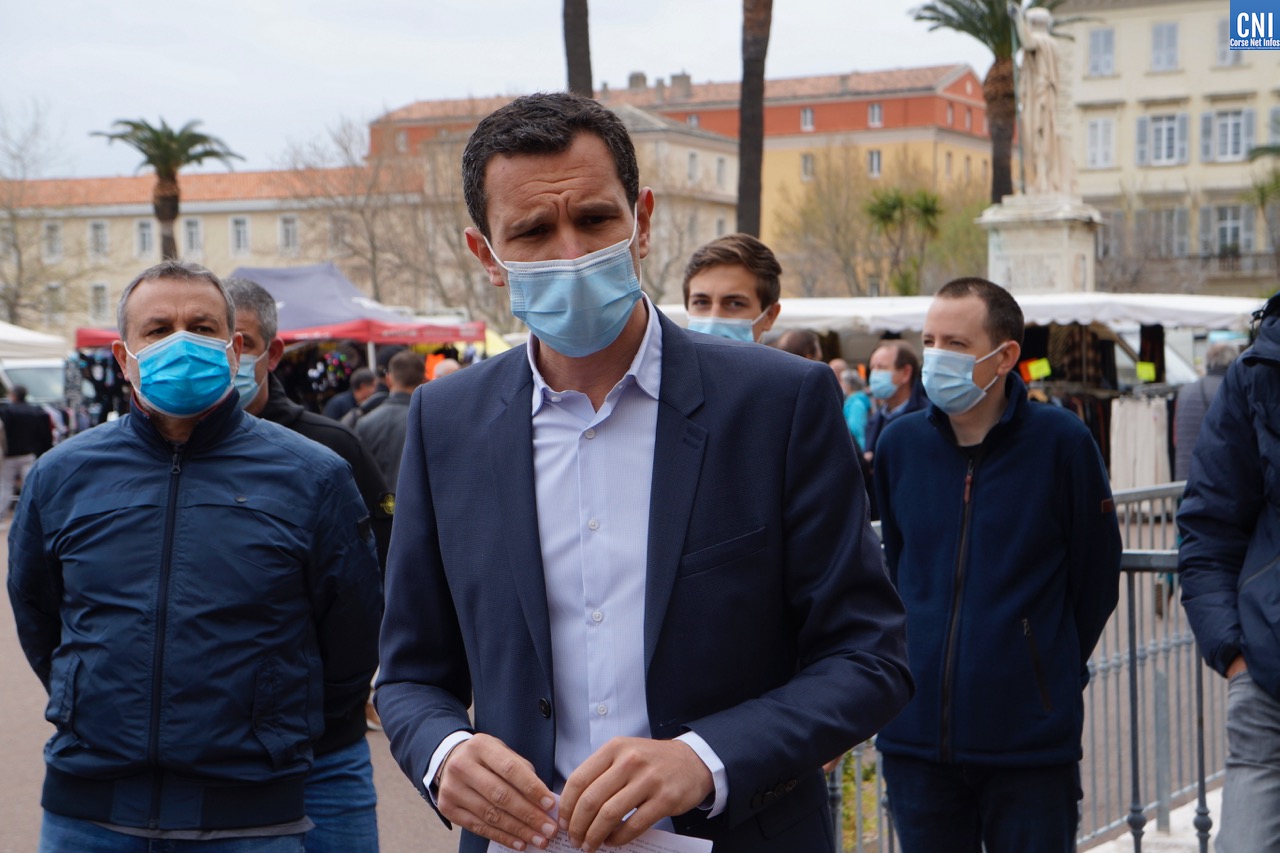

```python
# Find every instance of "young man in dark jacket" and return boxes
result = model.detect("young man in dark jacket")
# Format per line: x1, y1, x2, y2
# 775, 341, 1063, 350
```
7, 261, 382, 851
874, 277, 1122, 853
1180, 296, 1280, 852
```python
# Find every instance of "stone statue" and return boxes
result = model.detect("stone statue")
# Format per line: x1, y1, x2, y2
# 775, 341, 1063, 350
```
1010, 4, 1074, 195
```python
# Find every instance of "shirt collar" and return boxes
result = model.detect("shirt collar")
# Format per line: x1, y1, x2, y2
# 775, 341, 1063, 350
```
528, 295, 663, 415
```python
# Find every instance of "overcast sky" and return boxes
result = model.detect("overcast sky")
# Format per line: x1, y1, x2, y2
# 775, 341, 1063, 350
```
3, 0, 995, 179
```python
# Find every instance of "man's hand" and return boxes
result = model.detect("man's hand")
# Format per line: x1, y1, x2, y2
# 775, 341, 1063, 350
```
559, 737, 714, 853
436, 734, 559, 851
1227, 655, 1248, 679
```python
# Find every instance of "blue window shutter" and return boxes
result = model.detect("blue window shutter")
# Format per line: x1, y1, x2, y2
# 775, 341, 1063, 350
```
1244, 108, 1256, 156
1201, 112, 1215, 162
1175, 208, 1190, 257
1200, 206, 1214, 254
1271, 106, 1280, 144
1243, 206, 1256, 253
1136, 116, 1150, 166
1177, 113, 1190, 164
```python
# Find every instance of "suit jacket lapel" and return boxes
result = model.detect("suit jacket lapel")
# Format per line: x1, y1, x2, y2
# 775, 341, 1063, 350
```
486, 351, 554, 686
644, 314, 706, 670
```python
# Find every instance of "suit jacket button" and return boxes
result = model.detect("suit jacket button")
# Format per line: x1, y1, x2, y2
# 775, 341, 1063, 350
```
784, 779, 797, 793
538, 698, 552, 718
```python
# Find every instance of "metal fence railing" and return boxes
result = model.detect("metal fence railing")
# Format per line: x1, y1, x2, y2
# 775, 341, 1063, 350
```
831, 482, 1225, 853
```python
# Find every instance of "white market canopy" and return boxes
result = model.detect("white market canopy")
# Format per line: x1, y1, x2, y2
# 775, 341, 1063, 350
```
0, 319, 68, 359
658, 293, 1266, 333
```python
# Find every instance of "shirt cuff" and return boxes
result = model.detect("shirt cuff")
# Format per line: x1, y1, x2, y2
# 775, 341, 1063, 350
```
423, 730, 474, 803
676, 731, 728, 818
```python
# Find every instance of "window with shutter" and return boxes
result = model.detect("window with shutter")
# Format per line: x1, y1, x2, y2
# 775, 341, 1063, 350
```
1152, 23, 1179, 71
1089, 29, 1115, 76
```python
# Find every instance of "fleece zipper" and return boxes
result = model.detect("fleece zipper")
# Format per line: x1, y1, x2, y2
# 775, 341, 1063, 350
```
939, 453, 979, 763
148, 445, 184, 827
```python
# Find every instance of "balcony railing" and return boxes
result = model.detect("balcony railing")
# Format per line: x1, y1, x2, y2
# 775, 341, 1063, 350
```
830, 483, 1221, 852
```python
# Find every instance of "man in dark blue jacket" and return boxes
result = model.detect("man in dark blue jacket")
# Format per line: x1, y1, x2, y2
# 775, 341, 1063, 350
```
874, 278, 1121, 853
7, 260, 382, 851
1180, 296, 1280, 852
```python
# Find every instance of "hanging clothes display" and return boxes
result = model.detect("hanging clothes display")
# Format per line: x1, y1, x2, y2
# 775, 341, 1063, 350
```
1110, 395, 1172, 490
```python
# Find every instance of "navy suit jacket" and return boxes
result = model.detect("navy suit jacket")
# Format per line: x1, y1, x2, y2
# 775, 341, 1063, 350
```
377, 311, 912, 852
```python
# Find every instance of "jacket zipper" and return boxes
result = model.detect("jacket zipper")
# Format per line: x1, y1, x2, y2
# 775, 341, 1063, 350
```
1023, 618, 1054, 713
939, 455, 978, 763
148, 447, 183, 827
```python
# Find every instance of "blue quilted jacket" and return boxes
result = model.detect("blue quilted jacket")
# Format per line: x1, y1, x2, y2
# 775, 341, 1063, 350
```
7, 394, 381, 831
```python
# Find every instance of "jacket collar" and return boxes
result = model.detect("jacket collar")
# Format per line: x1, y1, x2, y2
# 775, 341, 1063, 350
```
927, 371, 1028, 446
127, 390, 245, 453
259, 375, 305, 428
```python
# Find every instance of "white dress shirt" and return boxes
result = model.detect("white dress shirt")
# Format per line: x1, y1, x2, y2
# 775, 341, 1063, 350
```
426, 298, 727, 821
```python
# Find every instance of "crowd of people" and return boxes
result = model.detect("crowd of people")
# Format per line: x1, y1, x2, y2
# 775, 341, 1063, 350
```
4, 91, 1270, 853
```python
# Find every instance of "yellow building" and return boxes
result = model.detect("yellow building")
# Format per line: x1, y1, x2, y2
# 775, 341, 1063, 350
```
0, 170, 367, 338
1060, 0, 1280, 295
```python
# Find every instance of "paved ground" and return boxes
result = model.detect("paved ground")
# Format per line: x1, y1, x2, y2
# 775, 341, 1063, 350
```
0, 529, 457, 853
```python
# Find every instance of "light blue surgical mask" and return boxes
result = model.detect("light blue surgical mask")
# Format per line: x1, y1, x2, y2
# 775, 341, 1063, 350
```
233, 353, 261, 410
868, 369, 899, 400
125, 330, 234, 418
922, 344, 1007, 416
485, 211, 642, 358
687, 310, 768, 343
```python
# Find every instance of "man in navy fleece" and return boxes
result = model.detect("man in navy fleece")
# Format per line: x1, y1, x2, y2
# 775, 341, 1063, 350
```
873, 277, 1122, 853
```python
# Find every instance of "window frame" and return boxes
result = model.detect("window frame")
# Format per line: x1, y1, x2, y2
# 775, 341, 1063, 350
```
1151, 22, 1179, 72
230, 216, 251, 256
278, 215, 299, 256
42, 221, 63, 263
1088, 28, 1116, 76
136, 219, 155, 257
183, 217, 203, 256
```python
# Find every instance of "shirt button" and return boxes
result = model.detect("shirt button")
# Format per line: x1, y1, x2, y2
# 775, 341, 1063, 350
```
550, 395, 562, 403
588, 519, 599, 531
591, 610, 603, 623
584, 428, 596, 439
596, 704, 608, 716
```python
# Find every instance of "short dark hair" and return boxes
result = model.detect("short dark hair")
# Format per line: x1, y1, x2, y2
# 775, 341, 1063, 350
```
388, 350, 426, 389
682, 233, 783, 310
350, 367, 375, 391
118, 260, 234, 340
936, 277, 1025, 347
874, 340, 920, 376
773, 329, 822, 360
11, 385, 27, 403
224, 277, 279, 342
462, 92, 640, 239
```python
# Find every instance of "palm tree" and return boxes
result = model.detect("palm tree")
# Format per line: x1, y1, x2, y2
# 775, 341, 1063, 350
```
94, 119, 242, 260
913, 0, 1069, 204
868, 187, 944, 294
737, 0, 774, 236
908, 189, 943, 265
563, 0, 594, 98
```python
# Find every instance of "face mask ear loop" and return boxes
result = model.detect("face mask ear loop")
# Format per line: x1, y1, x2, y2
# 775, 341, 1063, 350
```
976, 343, 1008, 393
482, 235, 512, 273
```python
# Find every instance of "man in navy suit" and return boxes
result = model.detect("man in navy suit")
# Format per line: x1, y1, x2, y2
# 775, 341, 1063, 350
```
376, 92, 912, 853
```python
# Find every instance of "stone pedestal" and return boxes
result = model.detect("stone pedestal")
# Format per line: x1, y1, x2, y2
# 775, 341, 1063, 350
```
978, 194, 1102, 293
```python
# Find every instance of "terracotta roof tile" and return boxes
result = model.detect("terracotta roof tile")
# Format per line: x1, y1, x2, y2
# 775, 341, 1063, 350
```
2, 166, 415, 210
379, 64, 969, 123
